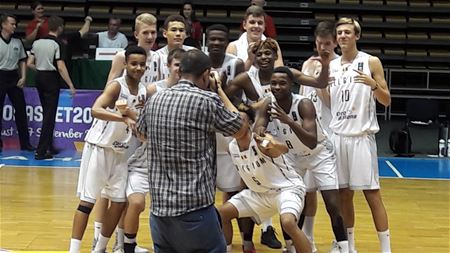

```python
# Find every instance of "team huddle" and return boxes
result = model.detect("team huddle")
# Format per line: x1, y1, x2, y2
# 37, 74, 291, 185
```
69, 5, 392, 253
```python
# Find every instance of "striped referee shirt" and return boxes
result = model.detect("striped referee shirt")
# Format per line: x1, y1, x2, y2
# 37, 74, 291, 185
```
137, 79, 242, 217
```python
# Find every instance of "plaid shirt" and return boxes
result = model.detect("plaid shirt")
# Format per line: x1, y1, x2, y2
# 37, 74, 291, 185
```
137, 79, 242, 216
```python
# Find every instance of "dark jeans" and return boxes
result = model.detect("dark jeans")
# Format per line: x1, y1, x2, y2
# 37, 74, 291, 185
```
0, 70, 30, 149
150, 205, 226, 253
35, 71, 60, 155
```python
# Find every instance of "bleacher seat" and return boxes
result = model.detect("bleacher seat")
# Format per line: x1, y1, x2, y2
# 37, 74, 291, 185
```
407, 32, 428, 40
361, 0, 383, 5
206, 9, 227, 18
230, 10, 245, 19
135, 7, 157, 15
409, 0, 430, 7
88, 6, 110, 14
0, 3, 16, 11
385, 0, 408, 5
159, 8, 179, 17
314, 13, 335, 21
112, 7, 134, 15
384, 48, 405, 56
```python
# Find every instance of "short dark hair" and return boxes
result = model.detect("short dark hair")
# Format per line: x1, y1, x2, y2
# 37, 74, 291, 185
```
48, 16, 64, 32
1, 13, 17, 25
125, 45, 147, 61
315, 20, 336, 39
168, 48, 187, 65
206, 24, 229, 37
163, 14, 186, 30
109, 16, 121, 24
179, 49, 211, 77
273, 66, 295, 83
31, 1, 42, 10
244, 5, 265, 20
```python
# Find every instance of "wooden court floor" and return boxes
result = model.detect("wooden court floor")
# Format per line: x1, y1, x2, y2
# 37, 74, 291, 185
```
1, 166, 449, 253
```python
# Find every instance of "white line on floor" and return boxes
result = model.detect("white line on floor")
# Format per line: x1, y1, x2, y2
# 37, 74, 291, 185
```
385, 160, 404, 178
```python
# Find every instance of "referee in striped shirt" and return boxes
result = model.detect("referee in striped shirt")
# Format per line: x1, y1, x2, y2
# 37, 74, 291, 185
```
137, 50, 247, 252
27, 16, 76, 160
0, 14, 34, 152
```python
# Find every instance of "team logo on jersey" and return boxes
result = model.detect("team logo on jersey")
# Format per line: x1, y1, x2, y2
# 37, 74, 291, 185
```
358, 62, 364, 71
291, 111, 298, 121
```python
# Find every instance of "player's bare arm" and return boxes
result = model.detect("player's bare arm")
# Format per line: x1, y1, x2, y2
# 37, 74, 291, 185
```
353, 56, 391, 107
107, 51, 126, 82
253, 97, 271, 136
269, 99, 317, 149
224, 72, 260, 101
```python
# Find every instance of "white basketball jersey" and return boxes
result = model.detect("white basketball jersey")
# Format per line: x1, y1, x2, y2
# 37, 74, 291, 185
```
247, 67, 272, 101
85, 76, 147, 152
329, 51, 379, 136
229, 137, 304, 193
267, 94, 327, 157
156, 45, 194, 80
154, 79, 169, 93
300, 60, 332, 136
123, 50, 160, 86
232, 32, 267, 63
211, 53, 241, 155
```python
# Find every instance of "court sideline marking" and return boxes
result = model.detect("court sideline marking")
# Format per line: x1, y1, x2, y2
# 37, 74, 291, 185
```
385, 160, 404, 178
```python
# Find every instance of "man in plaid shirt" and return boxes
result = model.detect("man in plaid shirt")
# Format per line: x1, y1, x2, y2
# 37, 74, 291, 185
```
137, 49, 246, 253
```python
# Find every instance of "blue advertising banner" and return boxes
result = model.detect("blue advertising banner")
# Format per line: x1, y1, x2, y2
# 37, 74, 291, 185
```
1, 88, 101, 151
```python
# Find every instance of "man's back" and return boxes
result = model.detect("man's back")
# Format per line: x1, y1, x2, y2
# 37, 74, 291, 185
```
141, 80, 241, 217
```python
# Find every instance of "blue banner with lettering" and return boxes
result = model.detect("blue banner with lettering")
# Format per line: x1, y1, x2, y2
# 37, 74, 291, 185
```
1, 88, 101, 151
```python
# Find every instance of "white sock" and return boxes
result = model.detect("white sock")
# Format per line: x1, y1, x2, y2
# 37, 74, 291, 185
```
226, 244, 232, 253
337, 240, 349, 253
285, 240, 296, 252
377, 229, 391, 253
347, 227, 356, 252
94, 222, 102, 241
124, 234, 136, 244
116, 227, 125, 248
94, 234, 110, 251
261, 218, 272, 232
302, 216, 315, 242
69, 238, 81, 253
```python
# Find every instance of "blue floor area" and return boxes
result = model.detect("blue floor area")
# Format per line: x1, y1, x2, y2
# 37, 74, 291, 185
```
1, 150, 449, 180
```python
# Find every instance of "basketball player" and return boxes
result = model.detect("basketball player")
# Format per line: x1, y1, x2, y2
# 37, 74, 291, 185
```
225, 38, 330, 104
327, 18, 391, 253
122, 48, 186, 253
226, 5, 283, 71
155, 14, 194, 80
219, 108, 311, 253
254, 67, 348, 253
69, 46, 147, 253
298, 20, 340, 253
92, 13, 159, 253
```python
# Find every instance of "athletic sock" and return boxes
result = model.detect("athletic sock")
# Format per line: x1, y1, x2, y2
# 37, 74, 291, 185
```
116, 227, 125, 249
337, 240, 349, 253
302, 216, 315, 242
94, 222, 102, 241
261, 218, 272, 232
226, 244, 232, 253
94, 234, 110, 251
124, 233, 137, 244
377, 229, 391, 253
69, 238, 81, 253
347, 227, 356, 252
285, 239, 295, 252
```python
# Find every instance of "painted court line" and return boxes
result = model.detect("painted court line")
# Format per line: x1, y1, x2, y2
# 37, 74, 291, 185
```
385, 160, 404, 178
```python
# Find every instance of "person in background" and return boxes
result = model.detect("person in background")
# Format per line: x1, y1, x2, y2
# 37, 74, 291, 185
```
27, 16, 76, 160
180, 1, 203, 48
97, 16, 128, 48
25, 1, 48, 43
0, 14, 34, 153
227, 5, 283, 71
155, 15, 194, 80
240, 0, 277, 39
